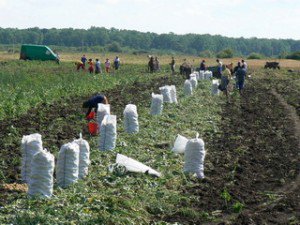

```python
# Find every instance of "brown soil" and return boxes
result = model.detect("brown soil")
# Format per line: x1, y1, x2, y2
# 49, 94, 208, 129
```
163, 77, 300, 224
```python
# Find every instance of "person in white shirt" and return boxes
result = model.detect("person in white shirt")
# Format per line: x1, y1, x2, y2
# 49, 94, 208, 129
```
241, 59, 248, 71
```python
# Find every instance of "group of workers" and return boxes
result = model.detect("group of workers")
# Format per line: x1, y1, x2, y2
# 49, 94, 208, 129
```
75, 55, 120, 74
82, 57, 249, 118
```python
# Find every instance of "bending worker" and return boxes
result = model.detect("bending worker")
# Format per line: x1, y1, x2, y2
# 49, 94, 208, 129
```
82, 94, 109, 117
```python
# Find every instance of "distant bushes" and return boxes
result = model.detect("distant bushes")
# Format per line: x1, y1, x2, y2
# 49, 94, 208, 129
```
247, 52, 264, 59
286, 51, 300, 60
216, 49, 234, 58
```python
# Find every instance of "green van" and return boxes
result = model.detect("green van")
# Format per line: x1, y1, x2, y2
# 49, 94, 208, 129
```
20, 44, 59, 62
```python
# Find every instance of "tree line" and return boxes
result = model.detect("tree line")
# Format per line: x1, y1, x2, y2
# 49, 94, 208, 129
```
1, 27, 300, 58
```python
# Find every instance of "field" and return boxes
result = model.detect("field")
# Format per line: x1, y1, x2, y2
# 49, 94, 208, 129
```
0, 54, 299, 224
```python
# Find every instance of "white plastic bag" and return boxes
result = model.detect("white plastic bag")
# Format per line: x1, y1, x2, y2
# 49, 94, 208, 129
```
169, 85, 178, 104
184, 80, 193, 96
190, 76, 198, 89
56, 142, 80, 188
97, 103, 110, 126
116, 154, 161, 177
21, 133, 43, 183
159, 86, 172, 103
99, 115, 117, 151
211, 79, 220, 95
124, 104, 139, 133
172, 134, 189, 154
150, 93, 163, 115
184, 133, 206, 178
28, 149, 54, 198
74, 134, 90, 179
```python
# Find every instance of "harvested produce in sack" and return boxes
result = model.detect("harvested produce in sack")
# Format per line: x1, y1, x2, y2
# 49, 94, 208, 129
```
28, 149, 54, 198
159, 86, 172, 103
74, 133, 90, 179
211, 79, 220, 95
124, 104, 139, 133
99, 115, 117, 151
57, 142, 80, 188
21, 133, 43, 183
97, 103, 110, 126
150, 93, 163, 115
184, 80, 193, 96
184, 133, 206, 178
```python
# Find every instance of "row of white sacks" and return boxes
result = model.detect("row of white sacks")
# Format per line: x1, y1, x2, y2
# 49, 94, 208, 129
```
22, 72, 217, 197
21, 133, 90, 197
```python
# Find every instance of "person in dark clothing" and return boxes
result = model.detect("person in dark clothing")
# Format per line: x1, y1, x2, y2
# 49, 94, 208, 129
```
114, 56, 120, 70
235, 65, 246, 94
200, 60, 206, 71
148, 56, 155, 73
81, 55, 87, 69
170, 57, 175, 75
82, 94, 109, 117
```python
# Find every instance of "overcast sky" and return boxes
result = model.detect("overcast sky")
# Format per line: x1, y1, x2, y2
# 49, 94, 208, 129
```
0, 0, 299, 40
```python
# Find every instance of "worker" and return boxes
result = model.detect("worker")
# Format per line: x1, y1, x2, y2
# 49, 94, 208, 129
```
88, 58, 94, 74
105, 58, 111, 73
148, 56, 155, 73
216, 59, 223, 78
114, 56, 120, 70
75, 61, 84, 71
235, 62, 247, 94
170, 57, 175, 75
81, 54, 87, 69
200, 60, 206, 71
218, 65, 232, 101
95, 59, 102, 74
82, 94, 109, 117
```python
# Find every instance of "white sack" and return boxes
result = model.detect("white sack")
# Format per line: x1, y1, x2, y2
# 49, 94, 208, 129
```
150, 93, 163, 115
74, 134, 90, 179
190, 77, 198, 89
21, 133, 43, 183
169, 85, 178, 104
97, 103, 110, 126
99, 115, 117, 151
172, 134, 189, 154
123, 104, 139, 133
159, 86, 172, 103
204, 71, 213, 79
57, 142, 80, 188
184, 133, 206, 178
184, 80, 193, 96
28, 150, 54, 198
116, 154, 161, 177
211, 79, 220, 95
199, 70, 205, 80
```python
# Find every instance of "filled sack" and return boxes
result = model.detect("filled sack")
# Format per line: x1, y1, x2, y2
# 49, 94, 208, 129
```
97, 103, 110, 126
159, 86, 172, 103
184, 133, 206, 178
211, 79, 220, 95
124, 104, 139, 133
150, 93, 163, 115
184, 80, 193, 96
169, 85, 178, 104
28, 150, 54, 198
21, 133, 43, 183
99, 115, 117, 151
74, 134, 90, 179
56, 142, 80, 188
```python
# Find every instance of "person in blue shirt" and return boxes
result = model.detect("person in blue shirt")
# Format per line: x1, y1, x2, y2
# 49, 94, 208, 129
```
82, 94, 108, 117
81, 55, 87, 69
200, 60, 206, 71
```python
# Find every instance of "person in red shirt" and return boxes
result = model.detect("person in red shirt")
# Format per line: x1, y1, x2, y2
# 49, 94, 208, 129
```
88, 59, 94, 74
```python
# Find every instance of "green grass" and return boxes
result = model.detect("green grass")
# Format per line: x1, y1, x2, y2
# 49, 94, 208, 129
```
0, 76, 223, 224
0, 60, 153, 120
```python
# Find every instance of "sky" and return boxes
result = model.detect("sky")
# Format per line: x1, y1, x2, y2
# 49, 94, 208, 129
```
0, 0, 300, 40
